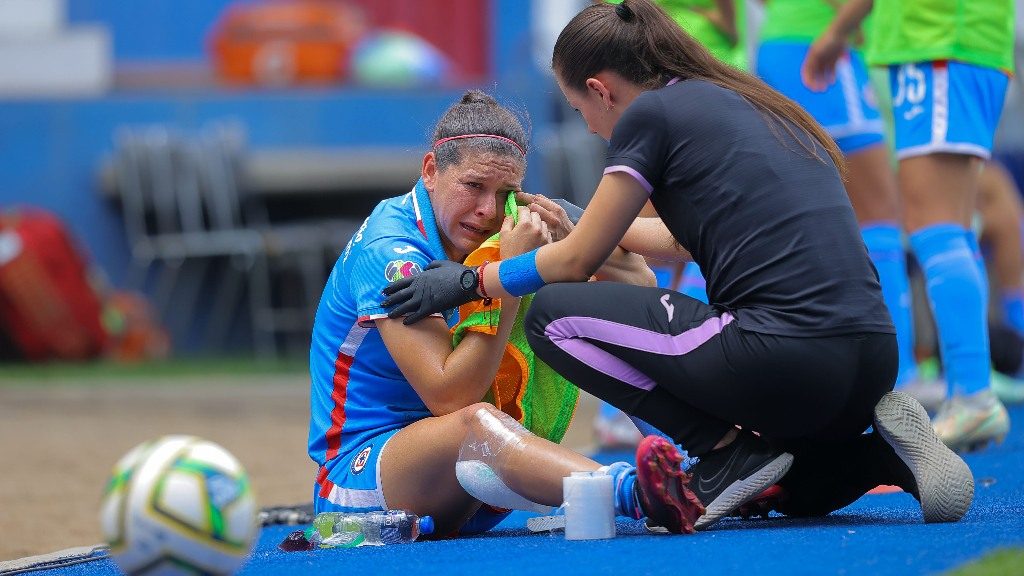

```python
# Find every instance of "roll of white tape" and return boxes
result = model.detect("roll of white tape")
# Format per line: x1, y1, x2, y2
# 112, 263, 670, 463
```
562, 471, 615, 540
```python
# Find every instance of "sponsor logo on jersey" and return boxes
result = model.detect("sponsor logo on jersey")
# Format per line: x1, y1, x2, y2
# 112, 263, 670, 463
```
385, 260, 421, 282
351, 445, 373, 474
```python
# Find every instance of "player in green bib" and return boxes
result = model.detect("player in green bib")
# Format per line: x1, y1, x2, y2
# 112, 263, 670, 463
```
804, 0, 1016, 452
658, 0, 747, 69
868, 0, 1014, 73
759, 0, 838, 44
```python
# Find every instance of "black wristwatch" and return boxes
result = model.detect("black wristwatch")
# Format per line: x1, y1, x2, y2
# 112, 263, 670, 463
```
459, 267, 478, 293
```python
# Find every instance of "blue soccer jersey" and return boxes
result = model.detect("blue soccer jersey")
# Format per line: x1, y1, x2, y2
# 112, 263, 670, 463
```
308, 180, 457, 501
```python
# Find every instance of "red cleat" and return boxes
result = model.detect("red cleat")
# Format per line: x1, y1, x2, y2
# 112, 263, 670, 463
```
733, 484, 788, 519
635, 436, 706, 534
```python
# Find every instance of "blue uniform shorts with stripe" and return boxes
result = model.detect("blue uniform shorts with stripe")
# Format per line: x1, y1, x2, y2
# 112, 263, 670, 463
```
313, 428, 400, 514
757, 41, 885, 154
888, 60, 1009, 160
312, 426, 513, 535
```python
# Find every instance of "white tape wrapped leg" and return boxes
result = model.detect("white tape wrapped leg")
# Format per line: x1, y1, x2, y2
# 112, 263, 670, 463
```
455, 407, 552, 514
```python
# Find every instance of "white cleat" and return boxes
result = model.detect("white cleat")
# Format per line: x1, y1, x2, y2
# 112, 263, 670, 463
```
991, 370, 1024, 406
932, 391, 1010, 453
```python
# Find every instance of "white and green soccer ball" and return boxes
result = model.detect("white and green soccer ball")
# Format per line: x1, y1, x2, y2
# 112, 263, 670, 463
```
99, 435, 258, 575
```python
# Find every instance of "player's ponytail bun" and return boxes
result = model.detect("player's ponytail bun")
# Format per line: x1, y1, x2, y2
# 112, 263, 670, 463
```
459, 89, 499, 107
431, 90, 530, 170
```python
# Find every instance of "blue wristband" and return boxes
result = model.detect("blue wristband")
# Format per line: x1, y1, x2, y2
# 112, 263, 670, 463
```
498, 249, 546, 296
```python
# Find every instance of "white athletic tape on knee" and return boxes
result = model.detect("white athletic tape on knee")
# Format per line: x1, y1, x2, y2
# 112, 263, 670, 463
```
460, 407, 528, 464
455, 459, 550, 513
456, 407, 549, 513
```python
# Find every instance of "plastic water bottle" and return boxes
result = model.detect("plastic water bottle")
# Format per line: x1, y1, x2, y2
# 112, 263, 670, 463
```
279, 510, 435, 551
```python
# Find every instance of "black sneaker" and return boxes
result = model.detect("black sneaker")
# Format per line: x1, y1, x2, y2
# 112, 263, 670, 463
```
688, 431, 793, 529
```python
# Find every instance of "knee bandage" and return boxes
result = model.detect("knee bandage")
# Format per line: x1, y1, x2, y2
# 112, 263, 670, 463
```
455, 408, 551, 513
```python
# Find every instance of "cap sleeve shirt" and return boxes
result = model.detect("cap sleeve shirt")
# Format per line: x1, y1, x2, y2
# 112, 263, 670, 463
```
606, 80, 894, 337
308, 183, 455, 473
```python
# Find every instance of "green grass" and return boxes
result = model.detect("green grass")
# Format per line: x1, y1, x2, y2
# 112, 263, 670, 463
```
947, 548, 1024, 575
0, 356, 307, 384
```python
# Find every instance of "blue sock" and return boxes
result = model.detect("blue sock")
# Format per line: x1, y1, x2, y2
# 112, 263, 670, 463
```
964, 230, 990, 311
862, 223, 917, 384
1002, 289, 1024, 334
910, 224, 991, 396
679, 261, 709, 303
603, 461, 641, 519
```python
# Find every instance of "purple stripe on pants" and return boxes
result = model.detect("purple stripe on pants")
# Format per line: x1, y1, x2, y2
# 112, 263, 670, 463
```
544, 312, 735, 391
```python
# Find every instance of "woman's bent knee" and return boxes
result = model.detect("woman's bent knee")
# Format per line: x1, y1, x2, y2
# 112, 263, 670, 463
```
459, 402, 499, 421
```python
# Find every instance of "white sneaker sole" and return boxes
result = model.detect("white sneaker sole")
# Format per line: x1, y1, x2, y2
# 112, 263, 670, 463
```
873, 391, 975, 523
693, 452, 793, 530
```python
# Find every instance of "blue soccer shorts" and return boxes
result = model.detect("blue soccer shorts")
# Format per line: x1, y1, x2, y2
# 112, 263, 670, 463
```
313, 428, 400, 514
888, 60, 1009, 160
757, 41, 885, 154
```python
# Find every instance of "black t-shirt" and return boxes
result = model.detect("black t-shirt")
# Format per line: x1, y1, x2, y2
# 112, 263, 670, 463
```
606, 79, 894, 337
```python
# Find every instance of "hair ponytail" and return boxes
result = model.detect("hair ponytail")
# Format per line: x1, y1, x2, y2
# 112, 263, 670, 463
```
552, 0, 846, 177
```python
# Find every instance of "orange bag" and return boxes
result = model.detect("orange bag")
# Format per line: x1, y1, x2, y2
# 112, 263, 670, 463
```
208, 0, 366, 86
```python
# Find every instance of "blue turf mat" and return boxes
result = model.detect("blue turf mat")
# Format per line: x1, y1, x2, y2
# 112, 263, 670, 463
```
48, 405, 1024, 576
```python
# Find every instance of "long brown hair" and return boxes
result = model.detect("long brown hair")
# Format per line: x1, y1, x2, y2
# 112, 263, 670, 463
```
552, 0, 846, 177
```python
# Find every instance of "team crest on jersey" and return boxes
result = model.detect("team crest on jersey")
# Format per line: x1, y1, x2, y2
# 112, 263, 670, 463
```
351, 445, 373, 474
385, 260, 421, 282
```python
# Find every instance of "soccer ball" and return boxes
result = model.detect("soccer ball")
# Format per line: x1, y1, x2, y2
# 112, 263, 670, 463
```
99, 435, 258, 575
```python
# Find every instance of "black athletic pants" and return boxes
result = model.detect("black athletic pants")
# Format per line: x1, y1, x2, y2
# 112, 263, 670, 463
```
525, 282, 917, 516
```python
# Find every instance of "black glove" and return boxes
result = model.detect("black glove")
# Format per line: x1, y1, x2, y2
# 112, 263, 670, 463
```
551, 198, 585, 225
382, 259, 481, 325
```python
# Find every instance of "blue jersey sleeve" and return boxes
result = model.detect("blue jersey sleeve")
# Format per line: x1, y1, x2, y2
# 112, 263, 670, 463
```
347, 237, 434, 322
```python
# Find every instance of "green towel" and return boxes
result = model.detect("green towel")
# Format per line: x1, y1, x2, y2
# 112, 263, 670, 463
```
451, 194, 579, 443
